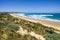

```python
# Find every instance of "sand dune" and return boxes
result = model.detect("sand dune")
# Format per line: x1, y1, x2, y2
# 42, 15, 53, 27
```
10, 14, 60, 30
17, 26, 45, 40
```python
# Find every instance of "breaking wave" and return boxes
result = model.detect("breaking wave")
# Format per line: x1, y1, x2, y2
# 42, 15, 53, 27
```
14, 14, 60, 22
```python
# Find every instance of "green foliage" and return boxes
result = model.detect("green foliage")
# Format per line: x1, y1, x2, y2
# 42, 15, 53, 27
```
0, 13, 60, 40
0, 26, 38, 40
5, 22, 19, 30
44, 32, 60, 40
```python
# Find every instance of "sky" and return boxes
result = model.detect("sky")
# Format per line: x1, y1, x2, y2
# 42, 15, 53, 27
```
0, 0, 60, 13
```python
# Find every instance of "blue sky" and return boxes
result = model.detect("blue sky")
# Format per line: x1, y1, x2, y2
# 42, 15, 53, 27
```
0, 0, 60, 13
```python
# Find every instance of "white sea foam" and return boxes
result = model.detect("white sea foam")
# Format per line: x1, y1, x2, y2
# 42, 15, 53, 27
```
25, 15, 60, 22
42, 18, 60, 22
26, 15, 53, 19
14, 14, 25, 16
14, 14, 60, 22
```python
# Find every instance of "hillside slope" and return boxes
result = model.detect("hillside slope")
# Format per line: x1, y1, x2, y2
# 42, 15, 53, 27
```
0, 13, 60, 40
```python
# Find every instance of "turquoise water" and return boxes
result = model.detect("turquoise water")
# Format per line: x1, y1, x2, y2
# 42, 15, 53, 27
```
15, 13, 60, 22
24, 13, 60, 20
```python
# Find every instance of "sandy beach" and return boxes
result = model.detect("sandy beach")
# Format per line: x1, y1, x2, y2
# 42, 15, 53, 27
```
10, 14, 60, 30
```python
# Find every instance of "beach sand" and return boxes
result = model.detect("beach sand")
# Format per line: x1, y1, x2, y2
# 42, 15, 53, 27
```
10, 14, 60, 30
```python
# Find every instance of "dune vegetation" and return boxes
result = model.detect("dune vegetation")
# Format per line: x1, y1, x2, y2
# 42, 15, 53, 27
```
0, 13, 60, 40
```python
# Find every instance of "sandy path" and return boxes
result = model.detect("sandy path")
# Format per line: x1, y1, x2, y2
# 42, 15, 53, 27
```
17, 26, 45, 40
17, 26, 28, 35
10, 14, 60, 30
29, 31, 45, 40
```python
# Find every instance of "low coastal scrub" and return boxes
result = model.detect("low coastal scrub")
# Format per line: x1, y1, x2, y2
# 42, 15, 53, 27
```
0, 13, 60, 40
5, 22, 19, 31
0, 26, 37, 40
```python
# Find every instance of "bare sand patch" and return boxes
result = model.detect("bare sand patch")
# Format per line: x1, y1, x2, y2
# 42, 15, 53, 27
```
17, 26, 45, 40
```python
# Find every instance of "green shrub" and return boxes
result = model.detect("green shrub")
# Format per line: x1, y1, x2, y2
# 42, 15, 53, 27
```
5, 22, 19, 30
44, 28, 60, 40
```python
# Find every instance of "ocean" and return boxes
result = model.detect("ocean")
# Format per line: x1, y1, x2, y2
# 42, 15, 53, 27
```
15, 13, 60, 22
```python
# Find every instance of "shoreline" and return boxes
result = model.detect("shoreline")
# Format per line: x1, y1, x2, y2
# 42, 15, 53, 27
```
10, 14, 60, 30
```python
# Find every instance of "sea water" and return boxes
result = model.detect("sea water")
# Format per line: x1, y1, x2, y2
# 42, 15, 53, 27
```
15, 13, 60, 22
